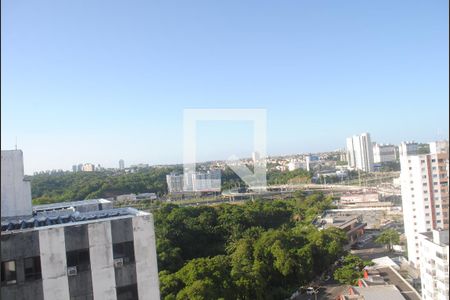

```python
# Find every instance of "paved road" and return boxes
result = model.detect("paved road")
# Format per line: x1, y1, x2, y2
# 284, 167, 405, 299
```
295, 282, 349, 300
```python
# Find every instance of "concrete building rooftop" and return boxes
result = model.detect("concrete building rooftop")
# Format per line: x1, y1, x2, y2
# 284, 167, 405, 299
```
315, 214, 365, 230
33, 198, 112, 212
419, 229, 449, 246
375, 267, 421, 300
1, 206, 147, 234
350, 285, 406, 300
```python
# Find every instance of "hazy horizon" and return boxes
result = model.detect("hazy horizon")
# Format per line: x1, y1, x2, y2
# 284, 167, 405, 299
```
2, 0, 449, 174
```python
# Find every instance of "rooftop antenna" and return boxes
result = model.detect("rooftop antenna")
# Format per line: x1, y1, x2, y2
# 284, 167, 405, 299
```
15, 136, 17, 150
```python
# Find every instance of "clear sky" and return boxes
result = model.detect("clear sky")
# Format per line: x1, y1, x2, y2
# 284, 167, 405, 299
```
2, 0, 449, 174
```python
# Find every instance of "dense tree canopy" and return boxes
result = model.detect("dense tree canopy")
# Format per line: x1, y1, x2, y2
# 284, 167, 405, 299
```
31, 167, 175, 204
155, 193, 347, 299
333, 254, 374, 285
31, 167, 312, 204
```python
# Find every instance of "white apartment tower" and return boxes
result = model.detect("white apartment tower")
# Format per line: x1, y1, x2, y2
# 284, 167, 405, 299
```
346, 133, 374, 172
400, 141, 449, 268
419, 229, 449, 300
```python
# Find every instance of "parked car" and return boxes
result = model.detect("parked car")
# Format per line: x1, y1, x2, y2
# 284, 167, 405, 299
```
306, 287, 315, 295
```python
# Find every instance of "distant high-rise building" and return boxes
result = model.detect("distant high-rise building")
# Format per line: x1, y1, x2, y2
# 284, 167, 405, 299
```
252, 151, 260, 164
166, 173, 184, 193
400, 141, 449, 268
119, 159, 125, 170
373, 143, 397, 163
418, 229, 449, 300
346, 133, 374, 172
305, 155, 311, 172
72, 165, 77, 172
166, 170, 221, 193
77, 164, 83, 172
399, 141, 418, 157
81, 163, 95, 172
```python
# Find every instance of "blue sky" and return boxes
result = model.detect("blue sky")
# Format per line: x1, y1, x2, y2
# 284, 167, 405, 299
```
2, 0, 448, 174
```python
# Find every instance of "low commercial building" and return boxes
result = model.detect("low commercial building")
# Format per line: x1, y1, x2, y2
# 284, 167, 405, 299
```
340, 193, 379, 205
341, 285, 406, 300
314, 214, 366, 244
418, 229, 449, 300
322, 208, 400, 230
340, 265, 421, 300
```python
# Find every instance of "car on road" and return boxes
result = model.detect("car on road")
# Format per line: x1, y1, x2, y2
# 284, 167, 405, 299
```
306, 287, 315, 295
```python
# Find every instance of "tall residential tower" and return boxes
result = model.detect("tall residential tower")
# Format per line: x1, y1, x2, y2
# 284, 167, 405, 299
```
400, 140, 449, 268
346, 133, 374, 172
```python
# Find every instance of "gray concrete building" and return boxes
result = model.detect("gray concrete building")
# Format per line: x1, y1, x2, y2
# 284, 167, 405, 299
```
1, 150, 160, 300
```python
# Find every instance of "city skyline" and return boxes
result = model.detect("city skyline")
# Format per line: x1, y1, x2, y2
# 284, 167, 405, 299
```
2, 0, 449, 174
6, 134, 449, 175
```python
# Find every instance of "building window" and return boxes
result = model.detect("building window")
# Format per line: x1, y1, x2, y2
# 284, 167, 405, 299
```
66, 249, 90, 272
113, 241, 135, 264
116, 284, 138, 300
24, 257, 41, 281
425, 205, 429, 209
1, 261, 17, 285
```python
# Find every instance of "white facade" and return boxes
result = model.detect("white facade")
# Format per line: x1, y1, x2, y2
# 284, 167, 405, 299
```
252, 151, 260, 164
166, 170, 221, 193
1, 150, 32, 218
166, 173, 184, 193
373, 143, 397, 163
119, 159, 125, 170
82, 163, 95, 172
346, 133, 374, 172
305, 155, 311, 172
430, 141, 449, 155
191, 170, 221, 192
400, 143, 449, 268
419, 230, 449, 300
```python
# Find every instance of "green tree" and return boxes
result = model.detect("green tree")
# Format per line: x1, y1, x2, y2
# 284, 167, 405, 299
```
333, 254, 373, 285
375, 229, 400, 251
